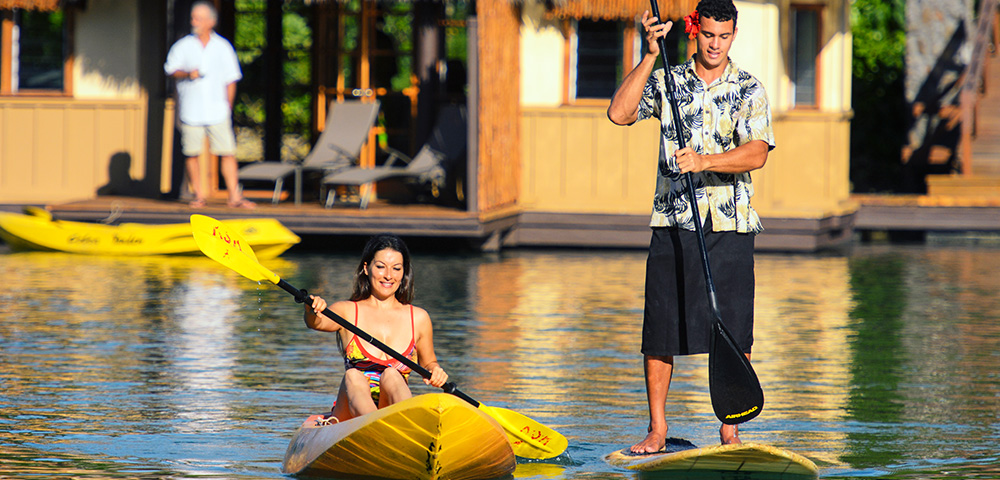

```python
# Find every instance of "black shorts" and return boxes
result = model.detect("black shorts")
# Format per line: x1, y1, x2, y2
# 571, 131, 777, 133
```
641, 223, 755, 356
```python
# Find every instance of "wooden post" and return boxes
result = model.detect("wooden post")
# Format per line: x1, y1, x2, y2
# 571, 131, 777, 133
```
264, 0, 284, 162
466, 15, 479, 214
959, 89, 974, 175
1, 11, 13, 95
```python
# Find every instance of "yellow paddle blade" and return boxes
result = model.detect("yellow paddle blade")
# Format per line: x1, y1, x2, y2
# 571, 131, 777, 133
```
479, 404, 568, 460
190, 214, 279, 284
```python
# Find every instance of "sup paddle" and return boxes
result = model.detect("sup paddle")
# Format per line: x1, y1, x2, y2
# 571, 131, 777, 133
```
190, 214, 568, 459
646, 0, 764, 425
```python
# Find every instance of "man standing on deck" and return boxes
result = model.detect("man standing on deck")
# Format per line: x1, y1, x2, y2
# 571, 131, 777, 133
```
607, 0, 774, 451
164, 1, 255, 209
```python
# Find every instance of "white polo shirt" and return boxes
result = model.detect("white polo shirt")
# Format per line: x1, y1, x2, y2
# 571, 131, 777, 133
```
164, 32, 242, 126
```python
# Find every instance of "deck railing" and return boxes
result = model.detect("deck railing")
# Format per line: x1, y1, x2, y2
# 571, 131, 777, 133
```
959, 0, 999, 175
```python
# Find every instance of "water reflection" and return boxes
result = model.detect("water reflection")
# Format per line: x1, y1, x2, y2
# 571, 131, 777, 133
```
1, 246, 999, 479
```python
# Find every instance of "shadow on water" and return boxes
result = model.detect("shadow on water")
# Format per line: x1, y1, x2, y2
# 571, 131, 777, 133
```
1, 246, 999, 479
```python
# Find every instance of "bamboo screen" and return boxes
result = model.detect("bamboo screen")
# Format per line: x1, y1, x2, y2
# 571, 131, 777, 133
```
476, 0, 521, 214
548, 0, 697, 21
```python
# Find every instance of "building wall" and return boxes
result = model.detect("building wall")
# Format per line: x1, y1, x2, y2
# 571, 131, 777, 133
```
0, 97, 147, 203
520, 1, 564, 107
73, 0, 141, 99
0, 0, 146, 204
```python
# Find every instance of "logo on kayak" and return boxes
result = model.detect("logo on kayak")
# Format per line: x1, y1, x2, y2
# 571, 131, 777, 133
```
724, 405, 759, 420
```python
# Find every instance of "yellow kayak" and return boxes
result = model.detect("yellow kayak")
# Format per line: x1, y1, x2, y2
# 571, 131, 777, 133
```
0, 207, 299, 258
282, 393, 516, 479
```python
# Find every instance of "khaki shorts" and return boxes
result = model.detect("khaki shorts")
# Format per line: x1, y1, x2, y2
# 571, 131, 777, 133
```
180, 119, 237, 157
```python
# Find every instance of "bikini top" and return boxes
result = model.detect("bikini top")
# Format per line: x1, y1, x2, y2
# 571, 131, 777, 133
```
343, 301, 415, 375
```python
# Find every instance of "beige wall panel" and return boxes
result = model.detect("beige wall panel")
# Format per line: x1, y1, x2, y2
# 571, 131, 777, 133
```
562, 115, 595, 201
1, 107, 37, 196
523, 106, 659, 214
95, 108, 128, 187
33, 106, 67, 188
64, 107, 99, 191
521, 113, 566, 206
754, 113, 854, 218
593, 116, 627, 203
522, 107, 852, 220
624, 120, 659, 213
0, 99, 147, 203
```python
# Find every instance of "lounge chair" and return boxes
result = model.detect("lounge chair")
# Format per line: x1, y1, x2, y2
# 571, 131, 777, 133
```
238, 100, 380, 205
322, 104, 467, 209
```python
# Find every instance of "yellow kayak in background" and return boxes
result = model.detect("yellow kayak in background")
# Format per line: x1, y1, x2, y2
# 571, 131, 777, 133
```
282, 393, 516, 479
0, 207, 299, 258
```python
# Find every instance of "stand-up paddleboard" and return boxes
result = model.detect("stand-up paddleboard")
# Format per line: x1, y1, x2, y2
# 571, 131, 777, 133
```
605, 438, 818, 477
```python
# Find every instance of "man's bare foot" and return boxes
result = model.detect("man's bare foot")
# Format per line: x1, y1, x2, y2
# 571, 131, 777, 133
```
630, 423, 668, 453
720, 424, 741, 445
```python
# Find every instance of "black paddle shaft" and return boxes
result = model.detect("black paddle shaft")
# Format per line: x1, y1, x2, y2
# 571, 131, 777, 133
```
275, 278, 481, 408
647, 0, 764, 424
647, 1, 719, 317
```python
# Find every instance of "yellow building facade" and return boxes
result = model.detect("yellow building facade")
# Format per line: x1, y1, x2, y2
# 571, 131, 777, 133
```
1, 0, 855, 251
1, 0, 164, 204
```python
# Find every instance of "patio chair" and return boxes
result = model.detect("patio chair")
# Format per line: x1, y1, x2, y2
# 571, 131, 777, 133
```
321, 104, 467, 209
238, 100, 380, 205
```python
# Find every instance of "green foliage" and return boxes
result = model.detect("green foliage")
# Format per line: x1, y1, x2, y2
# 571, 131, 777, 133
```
849, 0, 909, 192
851, 0, 907, 85
232, 0, 313, 161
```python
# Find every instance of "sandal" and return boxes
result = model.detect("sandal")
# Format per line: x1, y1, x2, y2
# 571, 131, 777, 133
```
189, 198, 207, 208
227, 198, 256, 209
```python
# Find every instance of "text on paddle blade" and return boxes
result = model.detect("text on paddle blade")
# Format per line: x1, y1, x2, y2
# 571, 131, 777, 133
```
515, 425, 551, 446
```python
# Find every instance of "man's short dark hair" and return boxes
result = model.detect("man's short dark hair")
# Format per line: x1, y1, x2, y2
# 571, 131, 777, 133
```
696, 0, 738, 27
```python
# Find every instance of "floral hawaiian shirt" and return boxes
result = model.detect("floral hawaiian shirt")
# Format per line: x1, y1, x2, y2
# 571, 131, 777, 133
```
636, 57, 774, 234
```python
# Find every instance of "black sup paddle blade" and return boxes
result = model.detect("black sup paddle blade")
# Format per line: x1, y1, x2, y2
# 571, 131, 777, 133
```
708, 320, 764, 424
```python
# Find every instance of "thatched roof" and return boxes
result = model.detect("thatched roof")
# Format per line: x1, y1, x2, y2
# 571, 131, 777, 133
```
548, 0, 698, 21
303, 0, 699, 21
0, 0, 59, 10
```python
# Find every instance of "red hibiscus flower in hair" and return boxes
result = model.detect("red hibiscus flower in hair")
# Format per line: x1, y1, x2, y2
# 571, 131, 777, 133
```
684, 10, 700, 40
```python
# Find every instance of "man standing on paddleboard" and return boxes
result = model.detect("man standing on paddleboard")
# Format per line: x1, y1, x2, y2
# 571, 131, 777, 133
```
607, 0, 774, 452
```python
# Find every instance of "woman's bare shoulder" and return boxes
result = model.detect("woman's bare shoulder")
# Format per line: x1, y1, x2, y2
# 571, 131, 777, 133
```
328, 300, 356, 317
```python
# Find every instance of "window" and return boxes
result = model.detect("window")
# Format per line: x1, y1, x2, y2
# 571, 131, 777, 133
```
791, 5, 821, 108
1, 8, 71, 95
564, 17, 682, 103
572, 19, 625, 99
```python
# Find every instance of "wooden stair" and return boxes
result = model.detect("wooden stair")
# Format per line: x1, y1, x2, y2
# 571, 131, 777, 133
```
927, 7, 1000, 197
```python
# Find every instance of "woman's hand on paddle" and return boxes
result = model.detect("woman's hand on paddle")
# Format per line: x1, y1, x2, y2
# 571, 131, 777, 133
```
424, 363, 448, 388
308, 295, 328, 314
303, 295, 341, 332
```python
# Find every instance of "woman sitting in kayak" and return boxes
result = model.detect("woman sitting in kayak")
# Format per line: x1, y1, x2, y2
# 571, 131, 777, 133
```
304, 234, 449, 421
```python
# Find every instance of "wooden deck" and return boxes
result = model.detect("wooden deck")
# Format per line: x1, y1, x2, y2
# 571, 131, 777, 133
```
31, 196, 856, 252
854, 194, 1000, 231
14, 193, 997, 253
44, 197, 518, 251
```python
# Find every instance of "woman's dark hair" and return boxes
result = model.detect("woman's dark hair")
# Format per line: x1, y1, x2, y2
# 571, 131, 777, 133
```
350, 234, 414, 304
696, 0, 738, 27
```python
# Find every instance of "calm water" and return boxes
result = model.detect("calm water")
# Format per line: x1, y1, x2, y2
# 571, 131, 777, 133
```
1, 243, 999, 479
